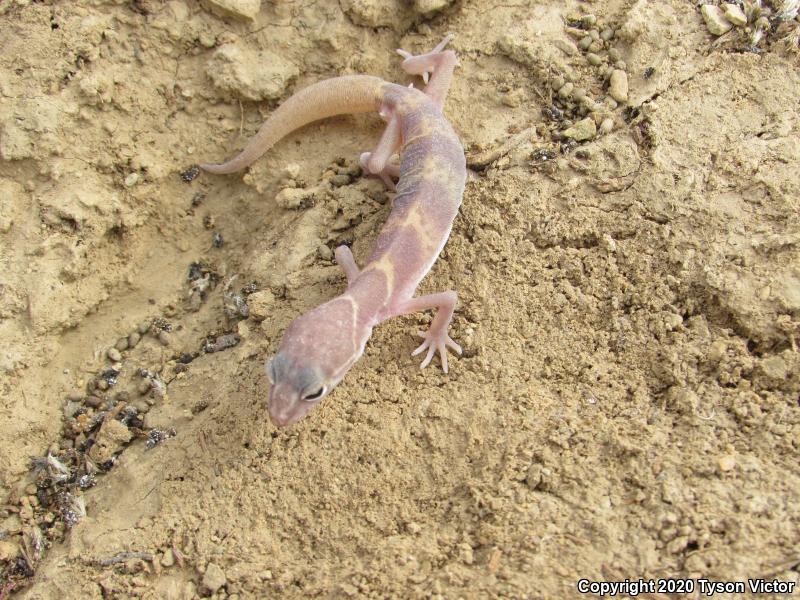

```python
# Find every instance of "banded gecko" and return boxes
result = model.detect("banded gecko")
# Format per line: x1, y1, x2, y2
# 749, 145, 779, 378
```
201, 36, 466, 427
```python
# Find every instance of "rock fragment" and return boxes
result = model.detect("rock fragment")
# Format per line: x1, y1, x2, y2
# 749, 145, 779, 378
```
701, 4, 733, 35
761, 355, 787, 380
206, 44, 298, 102
202, 562, 227, 594
0, 123, 33, 160
201, 0, 260, 21
413, 0, 452, 16
88, 419, 132, 464
247, 290, 274, 321
608, 69, 629, 103
722, 3, 747, 26
599, 118, 614, 135
562, 117, 597, 142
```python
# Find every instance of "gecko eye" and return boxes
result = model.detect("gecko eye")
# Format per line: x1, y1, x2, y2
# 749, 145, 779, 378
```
302, 385, 327, 402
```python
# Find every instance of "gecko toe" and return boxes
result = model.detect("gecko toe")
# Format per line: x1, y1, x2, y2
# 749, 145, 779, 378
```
413, 330, 460, 372
446, 338, 462, 354
419, 345, 435, 369
440, 346, 449, 373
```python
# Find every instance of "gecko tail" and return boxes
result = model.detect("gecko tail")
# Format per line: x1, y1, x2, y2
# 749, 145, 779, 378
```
200, 75, 386, 175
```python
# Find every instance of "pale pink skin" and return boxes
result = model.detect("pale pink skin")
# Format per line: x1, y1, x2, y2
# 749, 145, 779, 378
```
201, 37, 465, 427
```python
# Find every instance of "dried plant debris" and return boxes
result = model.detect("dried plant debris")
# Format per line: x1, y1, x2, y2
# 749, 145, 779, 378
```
145, 428, 177, 450
150, 317, 173, 333
1, 392, 176, 592
204, 332, 241, 353
222, 275, 257, 320
138, 369, 168, 400
180, 165, 200, 183
495, 11, 625, 159
187, 262, 219, 311
700, 0, 800, 50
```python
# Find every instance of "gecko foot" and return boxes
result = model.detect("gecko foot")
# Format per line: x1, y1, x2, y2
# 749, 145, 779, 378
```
396, 34, 453, 83
359, 152, 399, 190
412, 328, 462, 374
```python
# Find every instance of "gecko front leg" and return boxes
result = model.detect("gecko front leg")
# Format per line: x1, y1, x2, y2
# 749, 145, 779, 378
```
391, 290, 462, 373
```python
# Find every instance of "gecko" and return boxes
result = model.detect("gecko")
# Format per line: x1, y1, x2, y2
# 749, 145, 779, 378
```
200, 36, 465, 427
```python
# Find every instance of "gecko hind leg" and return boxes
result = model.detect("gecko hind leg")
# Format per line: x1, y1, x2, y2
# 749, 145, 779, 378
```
391, 290, 461, 373
334, 245, 360, 284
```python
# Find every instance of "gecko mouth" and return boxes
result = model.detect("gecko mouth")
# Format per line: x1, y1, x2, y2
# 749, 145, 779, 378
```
268, 382, 317, 427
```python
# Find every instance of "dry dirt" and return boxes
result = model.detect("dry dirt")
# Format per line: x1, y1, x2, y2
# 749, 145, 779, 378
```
1, 0, 799, 598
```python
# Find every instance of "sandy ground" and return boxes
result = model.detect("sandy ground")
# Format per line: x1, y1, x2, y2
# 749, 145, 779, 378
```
1, 0, 799, 598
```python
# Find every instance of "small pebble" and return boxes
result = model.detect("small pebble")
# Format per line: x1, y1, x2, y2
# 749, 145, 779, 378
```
158, 331, 172, 347
608, 47, 621, 62
551, 76, 565, 91
723, 3, 747, 26
161, 549, 176, 567
138, 322, 151, 335
202, 562, 227, 594
553, 39, 578, 56
665, 313, 683, 331
107, 347, 122, 362
614, 60, 627, 71
115, 338, 129, 352
582, 14, 597, 26
578, 36, 592, 51
600, 27, 615, 41
701, 4, 733, 35
557, 82, 574, 99
761, 355, 788, 379
96, 379, 109, 391
609, 69, 629, 103
572, 87, 587, 101
67, 390, 84, 401
586, 52, 602, 66
138, 380, 152, 396
318, 244, 333, 261
132, 400, 151, 414
63, 400, 81, 418
128, 331, 141, 348
562, 117, 597, 142
588, 28, 600, 40
718, 455, 736, 472
86, 395, 104, 408
124, 172, 140, 188
601, 233, 617, 252
588, 40, 604, 53
599, 118, 614, 134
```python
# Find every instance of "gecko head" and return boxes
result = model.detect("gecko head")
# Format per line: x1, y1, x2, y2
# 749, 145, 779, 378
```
266, 298, 367, 427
